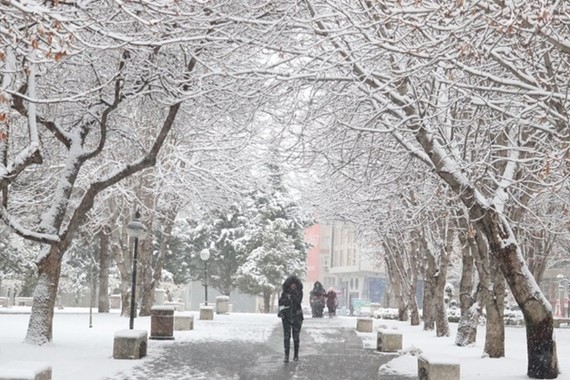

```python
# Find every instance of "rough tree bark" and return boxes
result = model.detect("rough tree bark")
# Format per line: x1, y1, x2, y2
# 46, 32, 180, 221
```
422, 253, 436, 331
384, 251, 408, 322
455, 220, 478, 346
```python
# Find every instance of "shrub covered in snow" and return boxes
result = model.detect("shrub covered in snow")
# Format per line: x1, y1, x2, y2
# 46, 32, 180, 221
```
504, 306, 525, 326
373, 308, 399, 320
447, 305, 461, 323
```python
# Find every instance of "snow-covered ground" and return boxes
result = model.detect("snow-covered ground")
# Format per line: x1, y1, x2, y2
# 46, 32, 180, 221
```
1, 307, 570, 379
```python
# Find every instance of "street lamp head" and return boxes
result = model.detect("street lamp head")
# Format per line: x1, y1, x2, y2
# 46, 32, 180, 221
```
557, 274, 564, 279
200, 249, 210, 261
127, 212, 147, 239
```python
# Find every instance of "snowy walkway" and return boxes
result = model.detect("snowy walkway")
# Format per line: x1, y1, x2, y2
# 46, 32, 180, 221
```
5, 308, 570, 379
105, 315, 400, 380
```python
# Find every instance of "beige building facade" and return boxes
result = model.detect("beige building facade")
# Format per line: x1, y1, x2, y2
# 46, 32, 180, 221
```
307, 223, 387, 313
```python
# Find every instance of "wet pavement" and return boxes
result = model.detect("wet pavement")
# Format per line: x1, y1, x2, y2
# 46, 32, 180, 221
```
107, 317, 415, 380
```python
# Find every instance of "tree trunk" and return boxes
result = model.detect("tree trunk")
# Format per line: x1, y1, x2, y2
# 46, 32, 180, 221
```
98, 226, 110, 313
110, 219, 133, 318
408, 283, 420, 326
478, 211, 557, 377
484, 254, 506, 357
140, 212, 175, 316
384, 254, 408, 322
456, 298, 481, 347
422, 231, 449, 337
466, 226, 505, 357
263, 288, 271, 313
422, 263, 435, 331
455, 214, 478, 346
24, 246, 61, 345
433, 270, 449, 337
138, 237, 154, 317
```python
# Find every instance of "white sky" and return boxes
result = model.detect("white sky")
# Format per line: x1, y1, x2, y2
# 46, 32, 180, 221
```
1, 308, 570, 379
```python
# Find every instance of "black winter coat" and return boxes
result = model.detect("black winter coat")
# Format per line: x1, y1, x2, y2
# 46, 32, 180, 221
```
279, 275, 304, 321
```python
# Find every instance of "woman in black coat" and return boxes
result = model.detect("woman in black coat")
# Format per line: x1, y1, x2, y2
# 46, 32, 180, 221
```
278, 275, 304, 363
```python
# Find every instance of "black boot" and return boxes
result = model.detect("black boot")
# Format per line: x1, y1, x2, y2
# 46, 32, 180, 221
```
284, 340, 290, 363
293, 341, 299, 361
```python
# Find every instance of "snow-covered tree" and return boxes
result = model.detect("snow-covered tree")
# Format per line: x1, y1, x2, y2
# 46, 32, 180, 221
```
236, 186, 308, 312
0, 1, 299, 345
253, 1, 569, 376
181, 203, 249, 297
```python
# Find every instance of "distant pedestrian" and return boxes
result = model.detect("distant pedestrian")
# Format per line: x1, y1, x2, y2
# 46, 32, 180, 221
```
326, 288, 337, 317
278, 275, 304, 363
310, 281, 326, 318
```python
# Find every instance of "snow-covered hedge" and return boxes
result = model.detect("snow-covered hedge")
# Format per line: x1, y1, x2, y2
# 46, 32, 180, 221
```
503, 308, 525, 326
372, 308, 399, 320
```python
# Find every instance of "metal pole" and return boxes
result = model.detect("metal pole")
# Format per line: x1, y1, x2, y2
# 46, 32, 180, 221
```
558, 285, 564, 319
89, 271, 94, 328
129, 237, 139, 329
204, 260, 208, 306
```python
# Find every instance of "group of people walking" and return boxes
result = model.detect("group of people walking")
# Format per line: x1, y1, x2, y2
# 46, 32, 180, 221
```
278, 276, 339, 363
309, 281, 338, 318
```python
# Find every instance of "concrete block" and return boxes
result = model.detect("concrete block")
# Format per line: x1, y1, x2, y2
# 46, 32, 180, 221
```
356, 317, 373, 332
199, 306, 214, 320
418, 354, 460, 380
150, 306, 175, 340
113, 329, 148, 359
377, 330, 402, 352
174, 313, 194, 331
0, 361, 51, 380
110, 294, 121, 309
216, 296, 230, 314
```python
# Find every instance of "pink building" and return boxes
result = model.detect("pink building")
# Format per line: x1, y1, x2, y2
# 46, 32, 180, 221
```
305, 224, 321, 283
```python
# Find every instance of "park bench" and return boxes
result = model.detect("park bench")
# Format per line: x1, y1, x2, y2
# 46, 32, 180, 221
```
553, 318, 570, 328
0, 361, 51, 380
418, 354, 460, 380
113, 329, 148, 359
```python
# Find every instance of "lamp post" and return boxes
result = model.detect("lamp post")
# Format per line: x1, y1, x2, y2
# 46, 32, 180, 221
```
127, 210, 147, 330
200, 249, 210, 306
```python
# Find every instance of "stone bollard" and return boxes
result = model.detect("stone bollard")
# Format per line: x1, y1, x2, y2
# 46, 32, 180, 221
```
418, 354, 460, 380
150, 305, 175, 340
110, 294, 121, 309
369, 302, 381, 317
377, 329, 403, 352
356, 317, 373, 332
154, 289, 165, 306
174, 312, 194, 331
113, 330, 148, 359
216, 296, 230, 314
199, 305, 215, 320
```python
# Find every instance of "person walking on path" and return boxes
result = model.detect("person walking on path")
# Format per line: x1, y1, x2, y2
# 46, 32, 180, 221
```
278, 275, 304, 363
326, 288, 337, 317
310, 281, 326, 318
